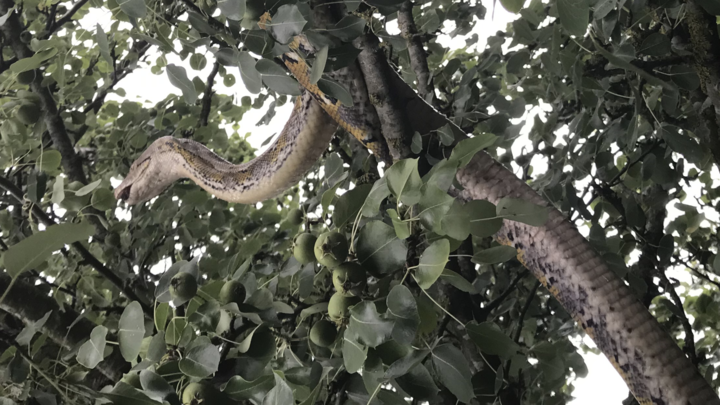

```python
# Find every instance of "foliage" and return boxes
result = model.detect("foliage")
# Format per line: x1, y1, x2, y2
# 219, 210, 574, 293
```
1, 0, 720, 404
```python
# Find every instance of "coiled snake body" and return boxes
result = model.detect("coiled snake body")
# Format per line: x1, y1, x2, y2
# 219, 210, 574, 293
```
114, 16, 720, 405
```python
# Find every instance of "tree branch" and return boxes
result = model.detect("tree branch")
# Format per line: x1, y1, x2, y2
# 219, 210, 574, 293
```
199, 61, 220, 127
483, 270, 528, 313
397, 1, 437, 106
514, 280, 541, 343
354, 33, 413, 161
42, 0, 90, 39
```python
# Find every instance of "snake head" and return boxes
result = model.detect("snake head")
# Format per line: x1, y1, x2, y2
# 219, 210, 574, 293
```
114, 136, 183, 205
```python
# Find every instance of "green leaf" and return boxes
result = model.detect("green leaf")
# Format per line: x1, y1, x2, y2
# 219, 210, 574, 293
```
178, 336, 220, 378
500, 0, 524, 13
268, 4, 307, 44
10, 49, 58, 73
167, 64, 198, 104
76, 179, 102, 196
467, 321, 520, 358
92, 188, 116, 211
465, 200, 502, 237
638, 33, 670, 56
557, 0, 589, 37
238, 52, 262, 94
356, 221, 407, 275
348, 301, 394, 348
438, 200, 469, 240
217, 0, 245, 20
496, 198, 548, 226
417, 183, 454, 233
77, 326, 108, 369
118, 302, 145, 362
415, 239, 450, 289
333, 184, 372, 228
262, 373, 294, 405
431, 345, 474, 403
165, 317, 188, 346
659, 125, 705, 166
51, 176, 64, 205
96, 25, 113, 65
117, 0, 146, 19
39, 150, 62, 172
361, 177, 391, 217
411, 132, 423, 154
327, 15, 366, 41
139, 370, 178, 403
318, 78, 354, 106
472, 245, 517, 264
668, 65, 700, 90
4, 222, 95, 277
310, 46, 328, 85
386, 285, 419, 345
256, 59, 301, 96
386, 158, 422, 206
448, 133, 497, 167
105, 382, 161, 405
224, 374, 275, 402
387, 209, 410, 240
342, 330, 367, 374
146, 332, 166, 362
437, 123, 455, 146
384, 349, 430, 379
154, 302, 170, 332
396, 364, 439, 400
440, 269, 476, 294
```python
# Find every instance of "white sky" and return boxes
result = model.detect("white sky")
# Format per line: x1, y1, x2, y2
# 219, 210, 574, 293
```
79, 2, 645, 403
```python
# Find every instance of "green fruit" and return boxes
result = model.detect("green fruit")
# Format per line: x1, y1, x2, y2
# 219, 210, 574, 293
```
293, 233, 317, 264
332, 262, 366, 297
17, 103, 41, 125
310, 319, 337, 347
182, 382, 219, 405
219, 280, 246, 305
121, 372, 141, 389
169, 272, 197, 302
375, 341, 410, 365
241, 96, 252, 107
287, 208, 303, 226
314, 231, 348, 269
328, 292, 360, 321
17, 70, 36, 85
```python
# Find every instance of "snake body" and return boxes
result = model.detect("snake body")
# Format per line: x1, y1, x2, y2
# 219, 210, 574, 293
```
113, 12, 720, 405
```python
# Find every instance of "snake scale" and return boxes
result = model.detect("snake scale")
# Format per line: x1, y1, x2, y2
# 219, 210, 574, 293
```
113, 9, 720, 405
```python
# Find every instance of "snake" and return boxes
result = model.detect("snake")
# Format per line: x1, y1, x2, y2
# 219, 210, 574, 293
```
113, 9, 720, 405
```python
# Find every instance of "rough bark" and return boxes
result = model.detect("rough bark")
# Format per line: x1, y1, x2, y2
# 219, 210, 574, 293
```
397, 1, 437, 106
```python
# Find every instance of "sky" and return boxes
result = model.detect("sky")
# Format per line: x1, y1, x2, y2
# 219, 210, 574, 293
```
81, 2, 639, 404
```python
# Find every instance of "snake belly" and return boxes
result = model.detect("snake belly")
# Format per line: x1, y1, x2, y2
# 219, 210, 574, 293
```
458, 153, 720, 405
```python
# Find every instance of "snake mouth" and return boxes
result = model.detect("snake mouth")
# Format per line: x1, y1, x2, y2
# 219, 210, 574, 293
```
116, 185, 131, 201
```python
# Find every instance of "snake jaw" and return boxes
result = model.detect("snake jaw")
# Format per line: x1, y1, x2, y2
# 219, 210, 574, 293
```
115, 184, 131, 202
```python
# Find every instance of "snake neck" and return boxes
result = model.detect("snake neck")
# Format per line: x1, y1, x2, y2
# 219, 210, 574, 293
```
155, 93, 337, 204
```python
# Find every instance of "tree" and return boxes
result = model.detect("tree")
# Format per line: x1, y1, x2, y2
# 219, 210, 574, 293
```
1, 0, 720, 403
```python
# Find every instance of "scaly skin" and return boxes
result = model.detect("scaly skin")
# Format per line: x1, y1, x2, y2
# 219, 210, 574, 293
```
457, 152, 720, 405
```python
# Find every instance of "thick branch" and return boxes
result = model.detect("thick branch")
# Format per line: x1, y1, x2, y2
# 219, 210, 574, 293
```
0, 176, 153, 316
355, 33, 413, 160
397, 1, 437, 106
